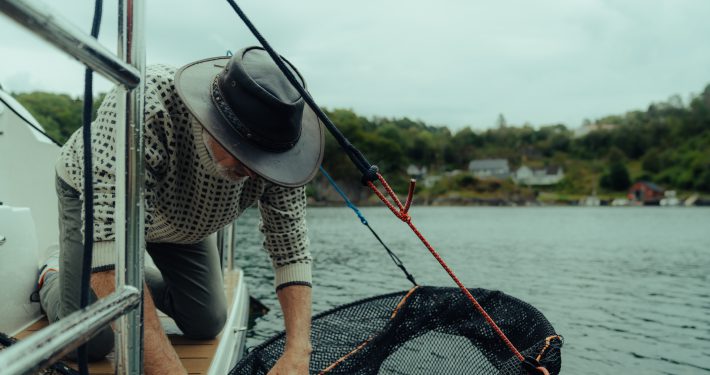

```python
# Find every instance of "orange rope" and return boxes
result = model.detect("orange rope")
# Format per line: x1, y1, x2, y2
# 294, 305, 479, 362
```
390, 286, 420, 319
318, 338, 372, 374
367, 173, 526, 363
536, 335, 561, 362
319, 286, 421, 374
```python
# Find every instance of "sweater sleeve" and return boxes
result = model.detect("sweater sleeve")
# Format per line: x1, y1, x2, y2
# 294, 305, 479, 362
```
257, 183, 312, 290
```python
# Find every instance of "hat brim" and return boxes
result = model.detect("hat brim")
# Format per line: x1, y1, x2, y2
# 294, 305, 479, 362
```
175, 56, 324, 187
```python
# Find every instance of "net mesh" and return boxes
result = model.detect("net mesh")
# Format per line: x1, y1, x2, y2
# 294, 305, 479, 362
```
231, 286, 562, 375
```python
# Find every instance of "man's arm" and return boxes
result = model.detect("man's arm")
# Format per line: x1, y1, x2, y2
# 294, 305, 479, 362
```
91, 270, 187, 375
267, 285, 312, 375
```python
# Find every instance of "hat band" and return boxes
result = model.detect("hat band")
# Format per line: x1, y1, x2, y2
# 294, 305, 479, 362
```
210, 77, 296, 152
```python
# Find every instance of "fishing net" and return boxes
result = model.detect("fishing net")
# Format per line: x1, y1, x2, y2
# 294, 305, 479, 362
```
230, 286, 562, 375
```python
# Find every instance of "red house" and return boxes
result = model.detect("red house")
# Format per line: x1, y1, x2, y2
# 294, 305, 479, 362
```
628, 181, 664, 204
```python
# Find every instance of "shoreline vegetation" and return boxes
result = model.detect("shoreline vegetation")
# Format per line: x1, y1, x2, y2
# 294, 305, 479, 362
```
11, 82, 710, 207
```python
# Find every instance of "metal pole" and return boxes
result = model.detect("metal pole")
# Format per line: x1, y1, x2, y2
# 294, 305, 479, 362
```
225, 223, 233, 271
229, 221, 237, 271
217, 228, 224, 268
115, 0, 145, 374
217, 224, 235, 272
0, 286, 140, 375
0, 0, 140, 89
217, 228, 225, 270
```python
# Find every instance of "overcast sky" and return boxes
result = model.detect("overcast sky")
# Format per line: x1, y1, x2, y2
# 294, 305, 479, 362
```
2, 0, 709, 130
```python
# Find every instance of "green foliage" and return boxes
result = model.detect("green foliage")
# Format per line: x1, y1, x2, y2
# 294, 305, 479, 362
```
12, 91, 106, 144
696, 169, 710, 191
600, 161, 631, 191
444, 127, 481, 167
642, 148, 662, 173
428, 172, 507, 196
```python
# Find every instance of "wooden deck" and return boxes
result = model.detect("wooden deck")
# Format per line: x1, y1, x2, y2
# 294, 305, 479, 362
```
15, 269, 242, 375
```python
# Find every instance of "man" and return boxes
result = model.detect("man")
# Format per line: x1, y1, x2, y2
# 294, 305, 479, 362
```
38, 46, 324, 374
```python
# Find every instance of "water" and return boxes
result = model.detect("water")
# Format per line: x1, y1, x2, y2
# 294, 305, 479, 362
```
234, 206, 710, 374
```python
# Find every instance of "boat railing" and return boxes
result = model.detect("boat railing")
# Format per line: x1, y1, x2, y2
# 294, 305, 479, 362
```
0, 286, 141, 374
0, 0, 141, 89
0, 0, 146, 373
218, 222, 238, 272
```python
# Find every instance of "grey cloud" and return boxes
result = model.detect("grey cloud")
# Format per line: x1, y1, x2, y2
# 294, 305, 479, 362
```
1, 0, 709, 130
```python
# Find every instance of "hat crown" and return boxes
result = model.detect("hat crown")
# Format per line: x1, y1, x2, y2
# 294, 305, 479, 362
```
216, 47, 305, 152
241, 50, 302, 104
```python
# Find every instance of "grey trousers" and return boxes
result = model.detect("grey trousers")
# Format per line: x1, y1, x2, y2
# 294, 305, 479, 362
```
40, 176, 227, 360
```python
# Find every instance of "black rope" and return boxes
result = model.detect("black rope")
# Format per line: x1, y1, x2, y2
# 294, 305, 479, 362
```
228, 0, 414, 283
363, 223, 418, 286
319, 167, 417, 286
78, 1, 103, 374
225, 0, 379, 185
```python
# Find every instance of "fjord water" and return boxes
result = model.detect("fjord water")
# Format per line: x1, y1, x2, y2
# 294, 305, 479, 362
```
236, 206, 710, 374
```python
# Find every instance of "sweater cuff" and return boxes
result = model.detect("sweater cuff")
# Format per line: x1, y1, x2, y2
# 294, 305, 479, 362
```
91, 241, 116, 272
274, 262, 312, 290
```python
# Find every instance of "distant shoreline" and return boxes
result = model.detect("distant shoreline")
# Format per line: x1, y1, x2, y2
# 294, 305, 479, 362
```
307, 199, 710, 208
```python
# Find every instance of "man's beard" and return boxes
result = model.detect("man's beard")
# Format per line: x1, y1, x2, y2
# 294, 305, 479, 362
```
202, 128, 248, 182
215, 163, 248, 183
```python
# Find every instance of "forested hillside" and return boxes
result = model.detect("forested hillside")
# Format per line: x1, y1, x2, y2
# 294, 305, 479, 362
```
318, 84, 710, 201
12, 82, 710, 203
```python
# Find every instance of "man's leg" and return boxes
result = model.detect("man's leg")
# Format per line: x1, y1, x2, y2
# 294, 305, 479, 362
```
39, 176, 114, 360
145, 236, 227, 339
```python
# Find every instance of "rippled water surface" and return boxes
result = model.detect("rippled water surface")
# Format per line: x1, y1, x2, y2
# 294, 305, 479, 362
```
235, 207, 710, 374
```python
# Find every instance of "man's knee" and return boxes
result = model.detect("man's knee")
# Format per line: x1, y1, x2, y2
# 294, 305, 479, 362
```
179, 306, 227, 339
67, 326, 114, 361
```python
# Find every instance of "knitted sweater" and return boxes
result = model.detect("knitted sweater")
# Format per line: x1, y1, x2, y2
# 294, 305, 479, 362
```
56, 65, 311, 288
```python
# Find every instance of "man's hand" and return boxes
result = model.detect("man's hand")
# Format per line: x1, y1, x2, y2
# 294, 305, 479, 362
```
267, 347, 311, 375
268, 284, 313, 375
91, 270, 187, 375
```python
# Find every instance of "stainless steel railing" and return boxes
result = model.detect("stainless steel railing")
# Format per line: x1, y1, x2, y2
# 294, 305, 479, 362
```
0, 287, 141, 375
0, 0, 140, 89
114, 0, 146, 372
0, 0, 145, 373
218, 222, 238, 272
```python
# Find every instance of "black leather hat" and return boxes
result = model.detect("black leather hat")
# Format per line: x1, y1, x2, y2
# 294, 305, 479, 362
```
175, 46, 324, 187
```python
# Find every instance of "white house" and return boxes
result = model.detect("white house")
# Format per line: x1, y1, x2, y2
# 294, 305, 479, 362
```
406, 164, 428, 180
573, 123, 617, 138
513, 165, 564, 186
468, 159, 510, 179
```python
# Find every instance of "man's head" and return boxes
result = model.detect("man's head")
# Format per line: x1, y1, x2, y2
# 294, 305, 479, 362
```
175, 46, 324, 187
201, 127, 256, 181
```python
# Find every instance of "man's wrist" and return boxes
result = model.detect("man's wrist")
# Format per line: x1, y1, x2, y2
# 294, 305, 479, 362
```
285, 341, 312, 355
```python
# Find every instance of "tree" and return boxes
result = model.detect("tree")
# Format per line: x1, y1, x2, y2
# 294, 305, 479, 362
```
607, 162, 631, 190
696, 169, 710, 191
445, 127, 481, 167
642, 148, 662, 173
496, 113, 507, 129
599, 148, 631, 191
13, 91, 106, 144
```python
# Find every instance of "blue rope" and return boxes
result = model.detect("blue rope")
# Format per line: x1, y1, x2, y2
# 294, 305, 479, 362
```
319, 167, 417, 286
319, 167, 367, 225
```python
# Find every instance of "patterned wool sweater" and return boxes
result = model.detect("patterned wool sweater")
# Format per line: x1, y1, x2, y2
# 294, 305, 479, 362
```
56, 65, 312, 288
